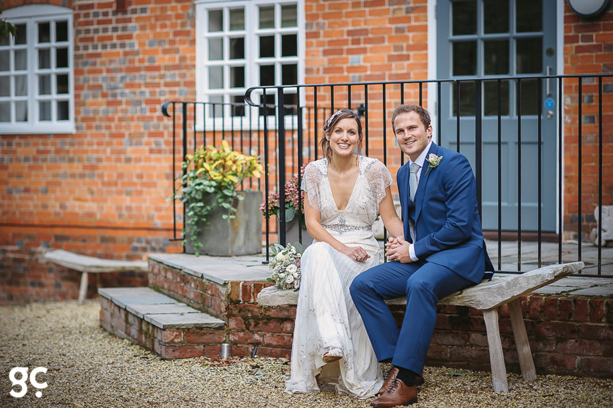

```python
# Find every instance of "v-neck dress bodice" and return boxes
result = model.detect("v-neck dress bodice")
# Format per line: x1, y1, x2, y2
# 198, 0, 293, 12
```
285, 156, 392, 399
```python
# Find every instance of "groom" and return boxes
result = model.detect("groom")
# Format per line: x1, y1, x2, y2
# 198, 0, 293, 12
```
350, 104, 494, 407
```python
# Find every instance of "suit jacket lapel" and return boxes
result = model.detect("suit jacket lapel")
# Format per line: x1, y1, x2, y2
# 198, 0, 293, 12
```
397, 164, 411, 240
414, 143, 439, 222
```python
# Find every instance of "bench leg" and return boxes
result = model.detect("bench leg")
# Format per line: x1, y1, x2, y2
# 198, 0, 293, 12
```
483, 308, 508, 393
78, 272, 88, 305
508, 298, 537, 382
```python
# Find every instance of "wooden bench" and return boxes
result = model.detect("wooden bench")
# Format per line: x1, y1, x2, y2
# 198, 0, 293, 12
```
44, 249, 148, 304
258, 261, 585, 393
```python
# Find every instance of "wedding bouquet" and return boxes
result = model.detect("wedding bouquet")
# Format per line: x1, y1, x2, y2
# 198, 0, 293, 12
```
267, 242, 303, 290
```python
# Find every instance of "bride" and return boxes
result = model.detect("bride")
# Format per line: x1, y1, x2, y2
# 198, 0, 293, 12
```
285, 109, 404, 398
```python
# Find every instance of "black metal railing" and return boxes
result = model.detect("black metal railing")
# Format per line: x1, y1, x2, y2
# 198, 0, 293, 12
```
162, 73, 613, 277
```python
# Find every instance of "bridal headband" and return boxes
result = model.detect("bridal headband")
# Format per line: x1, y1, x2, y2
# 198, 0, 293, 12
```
326, 110, 344, 129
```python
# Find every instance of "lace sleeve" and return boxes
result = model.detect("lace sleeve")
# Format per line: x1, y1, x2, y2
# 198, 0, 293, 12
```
301, 162, 322, 212
366, 159, 393, 204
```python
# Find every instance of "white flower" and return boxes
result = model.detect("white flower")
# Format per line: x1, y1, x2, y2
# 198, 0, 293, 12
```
425, 154, 443, 176
286, 275, 294, 284
276, 252, 286, 261
287, 264, 297, 274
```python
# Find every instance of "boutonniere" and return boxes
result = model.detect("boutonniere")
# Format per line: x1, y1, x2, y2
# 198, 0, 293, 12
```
425, 153, 443, 176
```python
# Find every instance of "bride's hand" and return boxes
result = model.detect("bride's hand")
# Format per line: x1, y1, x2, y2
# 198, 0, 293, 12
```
340, 246, 370, 262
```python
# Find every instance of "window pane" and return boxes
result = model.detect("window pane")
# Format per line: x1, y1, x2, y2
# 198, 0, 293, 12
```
452, 81, 476, 117
57, 101, 69, 120
484, 0, 508, 34
518, 79, 538, 116
0, 34, 8, 46
39, 49, 51, 69
516, 38, 542, 74
259, 93, 275, 116
484, 80, 510, 116
230, 66, 244, 88
15, 24, 26, 45
282, 34, 297, 57
282, 64, 297, 85
39, 75, 51, 94
453, 41, 477, 76
259, 6, 274, 29
15, 101, 27, 122
57, 74, 68, 94
0, 102, 9, 122
39, 101, 51, 121
452, 0, 476, 36
38, 22, 50, 43
281, 4, 297, 28
283, 93, 297, 116
208, 95, 223, 118
259, 36, 274, 58
208, 66, 223, 89
230, 37, 244, 59
0, 77, 9, 96
15, 75, 27, 96
56, 48, 68, 68
208, 10, 223, 32
0, 51, 8, 71
260, 65, 275, 86
15, 49, 27, 70
517, 0, 542, 33
231, 95, 245, 117
484, 40, 509, 75
208, 38, 223, 60
56, 21, 68, 42
229, 9, 244, 31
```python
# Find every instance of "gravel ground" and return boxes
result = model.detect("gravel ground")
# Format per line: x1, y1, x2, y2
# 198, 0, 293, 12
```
1, 301, 611, 408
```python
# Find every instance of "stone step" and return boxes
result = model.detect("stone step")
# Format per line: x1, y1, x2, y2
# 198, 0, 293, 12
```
99, 287, 226, 359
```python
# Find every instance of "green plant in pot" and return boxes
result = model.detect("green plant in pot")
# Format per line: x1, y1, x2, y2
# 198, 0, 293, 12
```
174, 140, 264, 256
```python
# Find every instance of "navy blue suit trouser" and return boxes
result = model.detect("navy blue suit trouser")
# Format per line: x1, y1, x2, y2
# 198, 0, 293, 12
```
350, 261, 476, 375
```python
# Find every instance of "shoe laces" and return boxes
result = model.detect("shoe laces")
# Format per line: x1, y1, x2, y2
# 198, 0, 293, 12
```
387, 378, 402, 394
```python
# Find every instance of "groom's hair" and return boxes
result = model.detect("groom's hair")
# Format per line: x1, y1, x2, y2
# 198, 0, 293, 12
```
391, 104, 431, 132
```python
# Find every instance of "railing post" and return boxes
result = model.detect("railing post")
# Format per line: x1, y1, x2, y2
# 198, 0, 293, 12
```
277, 88, 287, 246
475, 80, 483, 218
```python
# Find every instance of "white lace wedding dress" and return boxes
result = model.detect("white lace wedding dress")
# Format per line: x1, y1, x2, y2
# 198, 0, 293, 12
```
285, 155, 391, 398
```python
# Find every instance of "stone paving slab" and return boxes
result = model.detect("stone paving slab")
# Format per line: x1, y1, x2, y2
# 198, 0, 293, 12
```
149, 253, 270, 284
126, 303, 201, 319
145, 313, 225, 330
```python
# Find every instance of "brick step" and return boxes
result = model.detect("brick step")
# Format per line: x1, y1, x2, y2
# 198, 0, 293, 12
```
99, 287, 226, 359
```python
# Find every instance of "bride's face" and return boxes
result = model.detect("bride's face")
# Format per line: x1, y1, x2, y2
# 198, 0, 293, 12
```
328, 118, 361, 158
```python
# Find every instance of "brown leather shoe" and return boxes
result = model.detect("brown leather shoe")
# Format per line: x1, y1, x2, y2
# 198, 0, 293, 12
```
371, 378, 417, 407
377, 368, 424, 396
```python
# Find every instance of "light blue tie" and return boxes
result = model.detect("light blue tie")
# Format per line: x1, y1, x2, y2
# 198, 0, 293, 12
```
409, 163, 419, 201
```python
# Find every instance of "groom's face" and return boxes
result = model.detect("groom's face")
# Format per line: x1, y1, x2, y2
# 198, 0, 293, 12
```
394, 111, 433, 162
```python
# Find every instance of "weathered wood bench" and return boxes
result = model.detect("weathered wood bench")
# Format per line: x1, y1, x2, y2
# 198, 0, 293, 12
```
44, 249, 148, 304
258, 261, 585, 393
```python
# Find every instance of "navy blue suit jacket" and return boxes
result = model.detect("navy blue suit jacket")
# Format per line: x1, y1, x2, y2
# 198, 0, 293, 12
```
398, 143, 494, 284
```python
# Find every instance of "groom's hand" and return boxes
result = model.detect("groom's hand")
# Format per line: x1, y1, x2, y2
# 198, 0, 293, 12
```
385, 236, 412, 263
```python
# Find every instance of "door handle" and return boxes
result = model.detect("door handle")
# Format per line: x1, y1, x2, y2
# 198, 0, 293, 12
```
546, 66, 552, 96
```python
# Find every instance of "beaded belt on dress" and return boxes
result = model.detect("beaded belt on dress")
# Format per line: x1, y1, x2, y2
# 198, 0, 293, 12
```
324, 224, 372, 234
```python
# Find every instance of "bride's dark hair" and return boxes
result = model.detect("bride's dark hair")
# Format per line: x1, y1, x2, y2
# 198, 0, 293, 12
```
320, 109, 363, 160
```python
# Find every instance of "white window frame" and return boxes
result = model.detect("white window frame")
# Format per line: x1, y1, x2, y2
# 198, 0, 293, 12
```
1, 5, 74, 134
195, 0, 304, 130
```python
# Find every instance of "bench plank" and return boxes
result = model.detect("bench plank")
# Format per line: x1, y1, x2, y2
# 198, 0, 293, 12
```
44, 249, 148, 304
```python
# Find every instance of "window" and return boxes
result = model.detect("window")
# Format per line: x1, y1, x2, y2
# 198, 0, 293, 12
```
196, 0, 303, 126
1, 5, 74, 134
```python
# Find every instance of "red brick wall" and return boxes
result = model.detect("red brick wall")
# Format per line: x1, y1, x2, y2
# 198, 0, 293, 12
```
1, 0, 193, 304
562, 4, 613, 242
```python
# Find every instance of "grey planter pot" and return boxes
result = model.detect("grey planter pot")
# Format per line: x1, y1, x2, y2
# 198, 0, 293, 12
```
281, 218, 313, 250
185, 190, 263, 256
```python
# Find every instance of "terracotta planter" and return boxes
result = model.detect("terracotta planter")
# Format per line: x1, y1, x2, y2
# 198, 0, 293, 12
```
185, 191, 263, 256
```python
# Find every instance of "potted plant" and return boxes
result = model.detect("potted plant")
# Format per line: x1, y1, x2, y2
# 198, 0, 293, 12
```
260, 165, 313, 248
173, 140, 264, 256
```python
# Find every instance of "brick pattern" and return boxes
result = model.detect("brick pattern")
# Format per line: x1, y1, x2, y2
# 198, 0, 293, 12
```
562, 4, 613, 242
146, 259, 613, 376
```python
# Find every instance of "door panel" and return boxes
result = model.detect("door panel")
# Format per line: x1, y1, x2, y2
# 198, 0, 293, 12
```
437, 0, 557, 232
